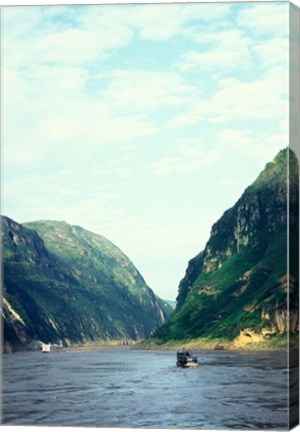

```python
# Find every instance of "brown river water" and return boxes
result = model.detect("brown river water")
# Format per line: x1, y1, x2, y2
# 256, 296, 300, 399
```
1, 348, 290, 429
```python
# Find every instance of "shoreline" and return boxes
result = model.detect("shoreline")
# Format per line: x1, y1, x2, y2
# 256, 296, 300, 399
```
133, 336, 292, 352
2, 339, 138, 354
65, 344, 133, 353
3, 333, 295, 354
2, 344, 288, 354
133, 344, 289, 353
3, 340, 291, 354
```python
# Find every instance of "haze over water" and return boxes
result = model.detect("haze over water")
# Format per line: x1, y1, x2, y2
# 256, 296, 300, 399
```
2, 348, 288, 429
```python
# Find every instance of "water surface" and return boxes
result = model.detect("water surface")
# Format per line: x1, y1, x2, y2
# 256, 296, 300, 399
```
1, 348, 288, 429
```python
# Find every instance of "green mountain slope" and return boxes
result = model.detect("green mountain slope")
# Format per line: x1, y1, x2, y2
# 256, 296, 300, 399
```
2, 217, 172, 349
154, 148, 299, 348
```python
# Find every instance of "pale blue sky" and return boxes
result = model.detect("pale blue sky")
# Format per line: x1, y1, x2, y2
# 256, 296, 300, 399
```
1, 2, 289, 300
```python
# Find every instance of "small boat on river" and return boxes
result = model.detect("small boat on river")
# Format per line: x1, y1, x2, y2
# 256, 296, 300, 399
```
41, 342, 64, 353
176, 350, 198, 368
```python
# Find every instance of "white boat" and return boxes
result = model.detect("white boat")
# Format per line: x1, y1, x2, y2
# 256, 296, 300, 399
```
41, 342, 64, 353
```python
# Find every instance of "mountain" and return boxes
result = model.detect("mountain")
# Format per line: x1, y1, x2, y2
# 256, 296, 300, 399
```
164, 300, 176, 309
153, 148, 299, 349
1, 217, 172, 350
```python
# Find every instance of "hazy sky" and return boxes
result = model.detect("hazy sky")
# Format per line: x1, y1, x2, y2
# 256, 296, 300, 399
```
2, 2, 289, 300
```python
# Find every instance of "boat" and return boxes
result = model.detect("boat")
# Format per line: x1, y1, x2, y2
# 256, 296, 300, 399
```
176, 349, 198, 367
41, 342, 64, 353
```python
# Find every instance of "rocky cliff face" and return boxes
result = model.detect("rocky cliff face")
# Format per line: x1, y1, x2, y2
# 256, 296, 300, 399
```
155, 148, 299, 346
202, 152, 289, 275
2, 217, 172, 349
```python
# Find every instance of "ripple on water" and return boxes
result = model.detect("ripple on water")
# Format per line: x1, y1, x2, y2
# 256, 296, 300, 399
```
2, 349, 289, 429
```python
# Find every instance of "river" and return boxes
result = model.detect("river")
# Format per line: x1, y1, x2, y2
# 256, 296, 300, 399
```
1, 348, 289, 429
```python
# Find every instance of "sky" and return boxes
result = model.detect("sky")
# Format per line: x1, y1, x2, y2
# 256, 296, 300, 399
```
1, 1, 290, 301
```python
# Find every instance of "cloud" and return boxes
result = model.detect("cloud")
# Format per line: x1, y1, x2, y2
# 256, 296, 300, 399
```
218, 178, 243, 188
103, 69, 199, 112
179, 29, 252, 72
3, 4, 288, 178
147, 122, 286, 178
1, 6, 43, 39
215, 128, 287, 164
2, 2, 230, 71
2, 168, 124, 226
147, 139, 223, 175
237, 3, 289, 37
127, 3, 230, 40
4, 4, 212, 174
2, 62, 160, 172
4, 25, 131, 69
252, 38, 288, 68
2, 6, 133, 69
169, 66, 288, 128
177, 24, 288, 75
210, 68, 288, 121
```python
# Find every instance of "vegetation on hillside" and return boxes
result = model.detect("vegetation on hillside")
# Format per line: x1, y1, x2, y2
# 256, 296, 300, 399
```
2, 217, 172, 349
153, 148, 299, 348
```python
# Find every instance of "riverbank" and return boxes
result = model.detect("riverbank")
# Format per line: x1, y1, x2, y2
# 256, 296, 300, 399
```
134, 334, 294, 352
65, 343, 135, 353
3, 333, 296, 353
2, 339, 138, 354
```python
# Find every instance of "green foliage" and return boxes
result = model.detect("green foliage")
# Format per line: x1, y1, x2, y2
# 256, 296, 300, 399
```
176, 251, 204, 308
2, 217, 171, 347
154, 148, 298, 346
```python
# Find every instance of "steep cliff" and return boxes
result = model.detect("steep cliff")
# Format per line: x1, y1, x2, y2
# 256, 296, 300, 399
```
154, 149, 299, 347
2, 217, 172, 349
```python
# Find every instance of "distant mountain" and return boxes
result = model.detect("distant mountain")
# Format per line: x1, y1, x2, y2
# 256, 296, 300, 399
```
2, 218, 172, 350
164, 300, 176, 309
154, 149, 299, 349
